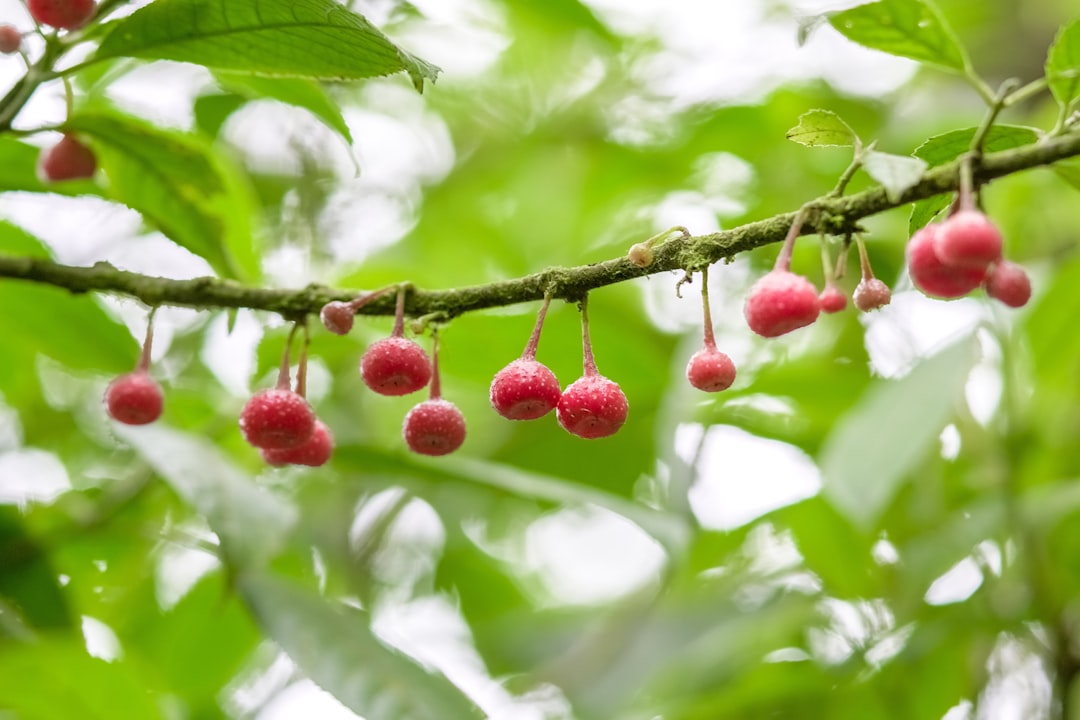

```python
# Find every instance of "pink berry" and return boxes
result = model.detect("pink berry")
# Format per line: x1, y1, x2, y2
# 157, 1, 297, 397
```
934, 210, 1003, 270
403, 399, 466, 456
262, 420, 334, 467
239, 388, 315, 450
853, 278, 891, 312
744, 270, 820, 338
320, 301, 354, 335
360, 336, 432, 396
818, 285, 847, 314
984, 260, 1031, 308
39, 134, 96, 182
907, 224, 986, 299
28, 0, 95, 29
490, 358, 562, 420
0, 25, 22, 54
556, 375, 628, 439
105, 371, 163, 425
686, 347, 736, 392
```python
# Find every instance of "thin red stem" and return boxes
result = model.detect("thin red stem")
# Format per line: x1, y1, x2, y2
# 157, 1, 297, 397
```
580, 295, 598, 377
856, 236, 875, 281
522, 294, 552, 360
295, 324, 310, 398
774, 205, 810, 272
391, 284, 407, 338
276, 323, 300, 391
429, 330, 442, 400
136, 307, 157, 373
700, 267, 716, 349
348, 285, 395, 312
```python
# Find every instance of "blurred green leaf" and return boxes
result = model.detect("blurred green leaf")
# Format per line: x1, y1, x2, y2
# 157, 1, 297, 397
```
115, 424, 297, 568
862, 149, 927, 202
1053, 156, 1080, 192
828, 0, 968, 72
94, 0, 439, 92
786, 109, 858, 148
1047, 18, 1080, 113
0, 507, 72, 633
820, 338, 976, 530
240, 572, 481, 719
67, 109, 260, 281
214, 71, 353, 143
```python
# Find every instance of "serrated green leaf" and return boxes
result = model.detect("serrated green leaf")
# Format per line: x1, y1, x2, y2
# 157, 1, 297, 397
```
65, 110, 260, 281
908, 124, 1041, 233
1047, 18, 1080, 113
820, 338, 976, 530
829, 0, 968, 72
214, 71, 352, 144
862, 149, 927, 201
115, 424, 297, 568
94, 0, 439, 92
785, 109, 858, 147
240, 573, 482, 720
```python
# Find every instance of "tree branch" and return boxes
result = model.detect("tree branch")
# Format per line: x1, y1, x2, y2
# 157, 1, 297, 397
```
1, 129, 1079, 320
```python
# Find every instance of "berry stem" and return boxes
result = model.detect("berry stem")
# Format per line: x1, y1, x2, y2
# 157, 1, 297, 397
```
429, 329, 442, 400
275, 323, 301, 391
856, 236, 875, 281
136, 307, 157, 373
390, 283, 409, 338
820, 237, 836, 283
521, 293, 552, 360
348, 285, 395, 312
295, 323, 310, 398
700, 266, 716, 349
774, 205, 810, 272
580, 294, 599, 377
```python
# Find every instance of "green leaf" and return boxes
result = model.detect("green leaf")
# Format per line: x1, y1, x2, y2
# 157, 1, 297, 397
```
862, 149, 927, 202
786, 109, 858, 148
828, 0, 969, 72
1047, 18, 1080, 113
213, 71, 353, 144
0, 507, 72, 632
115, 424, 297, 568
0, 220, 51, 258
94, 0, 440, 92
240, 573, 482, 720
820, 338, 976, 530
908, 124, 1041, 233
1053, 156, 1080, 193
66, 110, 260, 281
0, 136, 100, 197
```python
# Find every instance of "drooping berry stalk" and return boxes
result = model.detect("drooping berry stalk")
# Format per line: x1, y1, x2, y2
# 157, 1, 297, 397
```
557, 295, 629, 438
240, 322, 315, 450
853, 236, 891, 312
320, 285, 395, 335
686, 267, 736, 392
580, 295, 599, 378
105, 307, 164, 425
522, 293, 552, 360
490, 294, 562, 421
360, 284, 432, 396
403, 329, 467, 455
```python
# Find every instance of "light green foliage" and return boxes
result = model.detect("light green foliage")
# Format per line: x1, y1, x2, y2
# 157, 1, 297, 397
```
2, 1, 1080, 719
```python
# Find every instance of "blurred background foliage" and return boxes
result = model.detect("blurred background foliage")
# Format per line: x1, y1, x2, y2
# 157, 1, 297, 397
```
1, 0, 1080, 718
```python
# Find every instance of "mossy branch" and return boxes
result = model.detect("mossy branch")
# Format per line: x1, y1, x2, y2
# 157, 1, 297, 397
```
1, 129, 1079, 320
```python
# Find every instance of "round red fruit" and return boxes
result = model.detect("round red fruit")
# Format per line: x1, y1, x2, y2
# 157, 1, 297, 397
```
907, 224, 986, 298
239, 388, 315, 450
934, 209, 1003, 270
490, 358, 562, 420
262, 420, 334, 467
556, 375, 628, 439
320, 301, 354, 335
39, 134, 96, 182
984, 260, 1031, 308
105, 372, 163, 425
853, 278, 891, 312
818, 286, 847, 314
360, 336, 432, 396
744, 270, 820, 338
0, 25, 22, 54
403, 399, 466, 456
686, 347, 736, 392
28, 0, 95, 30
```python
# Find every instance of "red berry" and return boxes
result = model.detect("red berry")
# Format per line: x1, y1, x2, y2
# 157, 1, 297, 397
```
818, 285, 847, 314
984, 260, 1031, 308
0, 25, 22, 54
490, 358, 562, 420
239, 388, 315, 450
39, 134, 96, 182
686, 347, 736, 392
105, 371, 163, 425
28, 0, 95, 29
556, 375, 628, 439
403, 399, 466, 456
907, 224, 986, 298
853, 278, 891, 312
934, 209, 1003, 270
262, 420, 334, 467
744, 270, 820, 338
360, 336, 432, 395
320, 301, 354, 335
